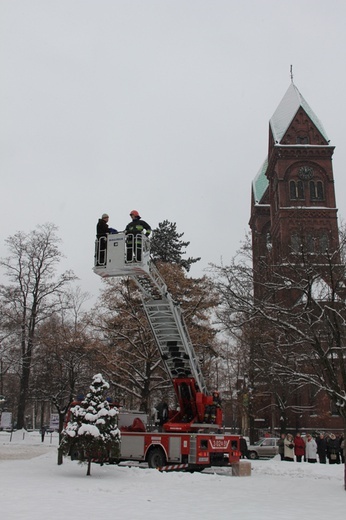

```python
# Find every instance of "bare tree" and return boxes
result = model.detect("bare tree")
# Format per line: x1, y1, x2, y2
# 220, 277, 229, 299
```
91, 277, 169, 412
33, 288, 99, 464
212, 234, 346, 487
0, 223, 76, 429
91, 262, 220, 413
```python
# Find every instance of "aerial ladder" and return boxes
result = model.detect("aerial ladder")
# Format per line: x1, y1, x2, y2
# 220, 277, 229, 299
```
93, 232, 222, 433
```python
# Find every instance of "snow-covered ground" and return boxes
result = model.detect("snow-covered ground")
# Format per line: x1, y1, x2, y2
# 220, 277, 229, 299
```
0, 430, 344, 520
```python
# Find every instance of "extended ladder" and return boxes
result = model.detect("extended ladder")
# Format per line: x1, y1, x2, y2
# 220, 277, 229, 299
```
93, 233, 207, 394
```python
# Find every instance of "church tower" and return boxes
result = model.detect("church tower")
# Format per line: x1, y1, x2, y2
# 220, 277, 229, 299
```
250, 82, 339, 274
248, 82, 344, 434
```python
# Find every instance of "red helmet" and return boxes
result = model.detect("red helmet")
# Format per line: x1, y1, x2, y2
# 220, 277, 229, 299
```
130, 210, 140, 217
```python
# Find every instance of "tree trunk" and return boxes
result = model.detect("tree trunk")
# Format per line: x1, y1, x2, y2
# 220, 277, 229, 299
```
40, 401, 45, 440
57, 446, 64, 466
16, 357, 32, 429
87, 459, 91, 476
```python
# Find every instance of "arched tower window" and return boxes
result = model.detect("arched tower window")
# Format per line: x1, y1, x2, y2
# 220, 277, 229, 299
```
310, 180, 324, 201
306, 234, 315, 253
291, 233, 300, 253
289, 180, 305, 200
319, 233, 329, 252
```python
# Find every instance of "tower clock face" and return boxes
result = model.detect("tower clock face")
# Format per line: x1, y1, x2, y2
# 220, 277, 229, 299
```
298, 166, 314, 180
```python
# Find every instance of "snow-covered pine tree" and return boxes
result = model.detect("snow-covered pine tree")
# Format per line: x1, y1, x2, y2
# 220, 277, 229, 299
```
60, 373, 120, 475
150, 220, 200, 271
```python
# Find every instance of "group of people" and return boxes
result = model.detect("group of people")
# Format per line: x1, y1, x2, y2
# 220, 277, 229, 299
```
96, 210, 151, 264
278, 431, 345, 464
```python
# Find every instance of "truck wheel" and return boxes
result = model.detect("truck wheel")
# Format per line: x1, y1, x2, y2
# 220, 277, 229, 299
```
248, 451, 258, 460
147, 447, 166, 469
188, 465, 205, 473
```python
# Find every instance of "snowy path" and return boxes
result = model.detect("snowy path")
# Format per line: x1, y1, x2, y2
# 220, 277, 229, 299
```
0, 430, 344, 520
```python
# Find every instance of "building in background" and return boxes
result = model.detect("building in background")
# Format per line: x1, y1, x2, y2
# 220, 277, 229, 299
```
249, 82, 344, 436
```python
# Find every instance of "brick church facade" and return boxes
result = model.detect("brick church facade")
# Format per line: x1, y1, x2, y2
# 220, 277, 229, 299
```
248, 82, 344, 435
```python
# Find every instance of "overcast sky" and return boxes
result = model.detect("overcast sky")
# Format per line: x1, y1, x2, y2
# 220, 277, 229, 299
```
1, 0, 346, 303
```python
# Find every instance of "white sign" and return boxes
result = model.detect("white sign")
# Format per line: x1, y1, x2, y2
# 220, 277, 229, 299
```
49, 413, 59, 431
0, 411, 13, 429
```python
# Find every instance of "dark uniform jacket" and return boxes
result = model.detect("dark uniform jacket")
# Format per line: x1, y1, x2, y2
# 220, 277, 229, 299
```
125, 217, 151, 237
97, 218, 109, 239
316, 436, 327, 456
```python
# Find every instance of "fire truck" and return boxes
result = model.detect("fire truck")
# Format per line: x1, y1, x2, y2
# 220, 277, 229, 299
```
92, 232, 240, 470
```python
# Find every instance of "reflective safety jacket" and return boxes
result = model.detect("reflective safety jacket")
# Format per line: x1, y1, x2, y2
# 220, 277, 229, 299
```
125, 217, 151, 237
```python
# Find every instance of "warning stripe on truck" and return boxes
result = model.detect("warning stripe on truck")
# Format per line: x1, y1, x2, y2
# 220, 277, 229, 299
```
157, 463, 189, 472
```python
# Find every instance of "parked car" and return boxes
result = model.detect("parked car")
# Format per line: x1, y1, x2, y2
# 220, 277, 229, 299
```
247, 437, 280, 459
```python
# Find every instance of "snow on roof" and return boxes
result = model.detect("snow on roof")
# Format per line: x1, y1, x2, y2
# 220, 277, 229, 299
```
270, 82, 329, 143
252, 83, 330, 203
252, 157, 268, 203
281, 206, 337, 210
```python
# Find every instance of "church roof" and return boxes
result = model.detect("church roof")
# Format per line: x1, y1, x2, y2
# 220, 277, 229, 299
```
269, 82, 329, 143
252, 157, 268, 204
252, 83, 330, 204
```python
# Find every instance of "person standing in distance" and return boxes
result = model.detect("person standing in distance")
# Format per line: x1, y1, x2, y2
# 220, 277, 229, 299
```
125, 210, 151, 262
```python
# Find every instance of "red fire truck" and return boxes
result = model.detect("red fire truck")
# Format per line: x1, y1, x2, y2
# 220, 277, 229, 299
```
91, 232, 240, 470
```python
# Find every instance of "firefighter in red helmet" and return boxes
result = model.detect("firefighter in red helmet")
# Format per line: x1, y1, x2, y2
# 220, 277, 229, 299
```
125, 210, 151, 262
